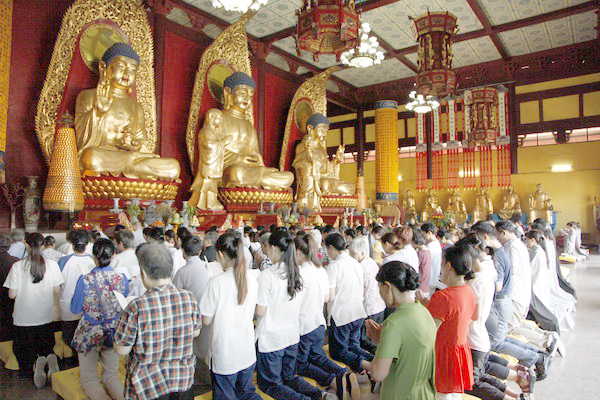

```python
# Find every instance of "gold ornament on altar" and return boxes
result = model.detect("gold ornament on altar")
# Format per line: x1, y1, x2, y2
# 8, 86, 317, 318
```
473, 188, 493, 223
528, 183, 553, 223
446, 189, 467, 222
422, 189, 443, 222
401, 190, 417, 218
498, 185, 522, 219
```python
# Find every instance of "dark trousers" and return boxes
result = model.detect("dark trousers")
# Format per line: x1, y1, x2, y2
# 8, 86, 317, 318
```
13, 323, 54, 376
156, 391, 194, 400
257, 343, 322, 400
328, 318, 373, 372
211, 363, 261, 400
297, 325, 347, 387
465, 349, 508, 400
360, 311, 385, 353
61, 320, 79, 350
485, 354, 510, 381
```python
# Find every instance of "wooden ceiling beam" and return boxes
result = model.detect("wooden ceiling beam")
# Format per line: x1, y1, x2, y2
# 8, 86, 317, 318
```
465, 0, 510, 59
370, 32, 418, 72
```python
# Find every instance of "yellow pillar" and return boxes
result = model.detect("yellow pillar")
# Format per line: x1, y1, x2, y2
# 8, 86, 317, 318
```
0, 0, 12, 183
374, 100, 399, 201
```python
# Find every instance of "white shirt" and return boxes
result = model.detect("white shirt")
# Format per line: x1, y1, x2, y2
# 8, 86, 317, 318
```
200, 267, 258, 375
256, 262, 305, 353
467, 256, 496, 352
133, 228, 146, 248
42, 247, 64, 263
57, 242, 94, 256
326, 252, 367, 326
58, 254, 95, 321
383, 245, 419, 271
360, 257, 386, 316
8, 242, 27, 259
243, 246, 253, 270
427, 240, 442, 289
167, 246, 186, 277
109, 248, 140, 280
503, 238, 532, 309
298, 261, 328, 336
3, 258, 64, 326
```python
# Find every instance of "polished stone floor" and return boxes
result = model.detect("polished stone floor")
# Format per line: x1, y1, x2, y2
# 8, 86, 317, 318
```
0, 255, 598, 400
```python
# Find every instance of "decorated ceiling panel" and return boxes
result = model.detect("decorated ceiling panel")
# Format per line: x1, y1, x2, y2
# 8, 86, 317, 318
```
273, 37, 341, 69
498, 10, 598, 56
478, 0, 591, 25
333, 58, 416, 87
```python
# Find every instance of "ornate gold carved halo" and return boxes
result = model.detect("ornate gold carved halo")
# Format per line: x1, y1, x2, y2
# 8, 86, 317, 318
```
294, 98, 314, 134
207, 61, 235, 104
35, 0, 157, 163
79, 22, 127, 73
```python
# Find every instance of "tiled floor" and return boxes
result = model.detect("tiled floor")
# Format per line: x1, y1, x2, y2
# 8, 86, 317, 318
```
1, 255, 598, 399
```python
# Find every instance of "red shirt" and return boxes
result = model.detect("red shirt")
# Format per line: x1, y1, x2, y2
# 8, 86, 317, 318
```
427, 284, 476, 393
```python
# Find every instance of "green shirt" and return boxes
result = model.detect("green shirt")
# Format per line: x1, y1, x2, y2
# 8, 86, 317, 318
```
375, 302, 437, 400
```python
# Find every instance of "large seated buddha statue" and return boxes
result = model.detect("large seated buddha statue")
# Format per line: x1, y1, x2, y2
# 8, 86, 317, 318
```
528, 183, 553, 223
498, 185, 522, 220
207, 72, 293, 191
473, 188, 493, 223
422, 189, 444, 222
446, 189, 468, 222
75, 43, 180, 181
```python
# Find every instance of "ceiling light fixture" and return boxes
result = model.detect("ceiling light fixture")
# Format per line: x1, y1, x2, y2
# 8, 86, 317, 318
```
405, 90, 440, 113
340, 22, 384, 68
211, 0, 267, 13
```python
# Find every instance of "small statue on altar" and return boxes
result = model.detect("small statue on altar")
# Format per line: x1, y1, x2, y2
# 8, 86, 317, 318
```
321, 144, 355, 195
446, 189, 468, 221
209, 72, 293, 190
401, 190, 417, 218
498, 185, 522, 219
75, 43, 180, 180
473, 188, 493, 223
188, 109, 231, 210
528, 183, 553, 223
422, 189, 443, 222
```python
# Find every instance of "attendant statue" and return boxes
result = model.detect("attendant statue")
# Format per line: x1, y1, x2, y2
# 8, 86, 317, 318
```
528, 183, 553, 223
498, 185, 522, 219
75, 43, 180, 180
446, 190, 468, 221
188, 109, 230, 210
209, 72, 293, 190
422, 189, 443, 222
473, 188, 493, 223
292, 114, 355, 212
401, 190, 417, 218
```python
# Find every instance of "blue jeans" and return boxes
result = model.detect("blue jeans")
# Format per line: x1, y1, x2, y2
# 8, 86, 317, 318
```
491, 337, 541, 367
328, 318, 374, 372
490, 296, 513, 346
211, 363, 261, 400
257, 344, 322, 400
297, 325, 347, 387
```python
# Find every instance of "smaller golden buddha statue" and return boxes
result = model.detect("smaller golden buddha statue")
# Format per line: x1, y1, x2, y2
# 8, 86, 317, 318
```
75, 43, 180, 181
422, 189, 444, 222
446, 190, 468, 222
473, 188, 493, 223
528, 183, 553, 223
498, 185, 522, 219
401, 190, 417, 218
321, 145, 355, 196
188, 109, 230, 210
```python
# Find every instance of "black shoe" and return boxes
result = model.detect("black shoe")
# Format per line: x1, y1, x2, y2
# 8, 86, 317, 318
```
547, 336, 559, 358
535, 353, 551, 381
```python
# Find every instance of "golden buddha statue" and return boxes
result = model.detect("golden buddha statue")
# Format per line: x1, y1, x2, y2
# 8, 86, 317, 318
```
422, 189, 443, 222
446, 189, 468, 221
75, 43, 180, 181
293, 113, 355, 212
188, 109, 230, 210
401, 190, 417, 218
473, 188, 493, 223
498, 185, 522, 219
528, 183, 553, 223
206, 72, 293, 190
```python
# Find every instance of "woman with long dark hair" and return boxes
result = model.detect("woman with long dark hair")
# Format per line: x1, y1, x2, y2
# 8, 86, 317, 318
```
70, 238, 128, 400
256, 229, 331, 400
3, 233, 64, 387
200, 232, 261, 399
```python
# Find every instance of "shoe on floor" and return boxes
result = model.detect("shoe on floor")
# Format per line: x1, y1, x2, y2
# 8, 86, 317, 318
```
535, 353, 551, 381
547, 335, 560, 358
322, 391, 338, 400
33, 355, 47, 388
46, 353, 60, 379
347, 372, 361, 400
554, 333, 566, 357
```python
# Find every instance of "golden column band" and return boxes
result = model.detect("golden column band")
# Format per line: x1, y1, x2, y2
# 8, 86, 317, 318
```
374, 100, 399, 201
0, 0, 12, 183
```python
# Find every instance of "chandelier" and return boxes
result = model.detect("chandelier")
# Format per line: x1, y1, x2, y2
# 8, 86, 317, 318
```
212, 0, 268, 13
296, 0, 360, 61
405, 90, 440, 113
340, 22, 384, 68
405, 11, 457, 113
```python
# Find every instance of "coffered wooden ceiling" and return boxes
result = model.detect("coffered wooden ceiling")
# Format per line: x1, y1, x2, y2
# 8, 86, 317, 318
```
159, 0, 599, 109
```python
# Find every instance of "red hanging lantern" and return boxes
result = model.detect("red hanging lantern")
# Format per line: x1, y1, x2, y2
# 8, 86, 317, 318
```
295, 0, 360, 61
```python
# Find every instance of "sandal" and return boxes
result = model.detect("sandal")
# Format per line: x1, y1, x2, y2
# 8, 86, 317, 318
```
346, 372, 361, 400
335, 372, 348, 400
516, 364, 535, 393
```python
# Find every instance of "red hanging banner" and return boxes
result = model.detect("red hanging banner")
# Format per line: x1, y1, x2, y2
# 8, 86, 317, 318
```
416, 113, 428, 191
446, 97, 460, 189
431, 107, 444, 190
496, 88, 511, 187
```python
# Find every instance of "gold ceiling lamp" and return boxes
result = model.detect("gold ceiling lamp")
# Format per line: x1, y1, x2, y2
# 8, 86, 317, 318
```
295, 0, 360, 62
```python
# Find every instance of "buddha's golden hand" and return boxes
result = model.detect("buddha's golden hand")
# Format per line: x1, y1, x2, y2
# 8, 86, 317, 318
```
131, 151, 159, 162
237, 154, 263, 166
94, 78, 114, 113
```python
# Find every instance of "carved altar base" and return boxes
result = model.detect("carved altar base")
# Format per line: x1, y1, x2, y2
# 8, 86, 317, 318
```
320, 195, 359, 213
82, 176, 180, 201
218, 187, 293, 213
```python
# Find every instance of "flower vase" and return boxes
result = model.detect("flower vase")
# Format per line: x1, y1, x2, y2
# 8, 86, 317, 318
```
23, 176, 41, 232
